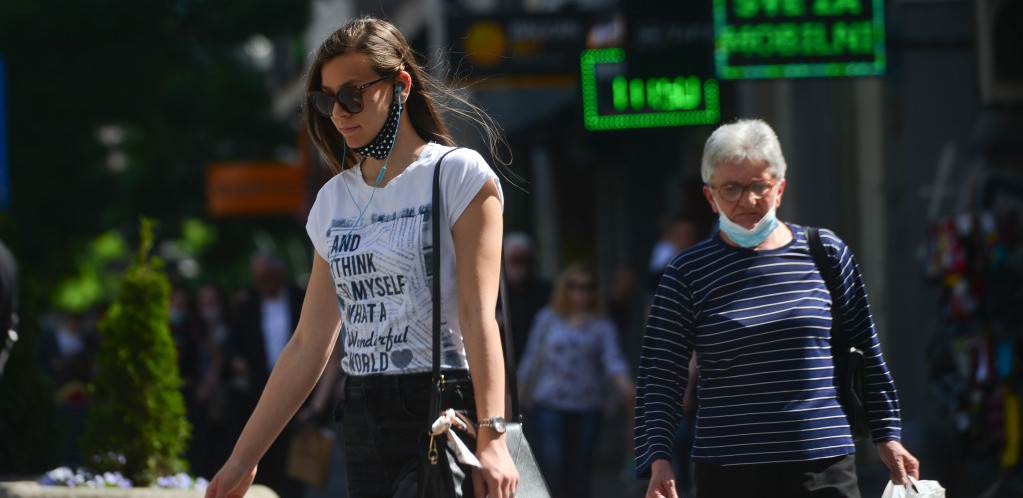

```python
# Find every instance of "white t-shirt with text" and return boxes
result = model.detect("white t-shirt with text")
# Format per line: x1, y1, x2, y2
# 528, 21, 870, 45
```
305, 143, 502, 376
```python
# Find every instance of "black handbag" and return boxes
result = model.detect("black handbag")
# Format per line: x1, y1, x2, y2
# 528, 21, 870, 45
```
415, 148, 474, 498
416, 148, 551, 498
805, 226, 871, 439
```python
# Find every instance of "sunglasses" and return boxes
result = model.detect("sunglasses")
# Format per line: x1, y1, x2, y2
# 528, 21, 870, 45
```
308, 74, 394, 117
713, 179, 777, 203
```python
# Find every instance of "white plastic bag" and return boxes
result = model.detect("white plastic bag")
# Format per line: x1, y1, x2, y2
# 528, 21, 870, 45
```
881, 476, 945, 498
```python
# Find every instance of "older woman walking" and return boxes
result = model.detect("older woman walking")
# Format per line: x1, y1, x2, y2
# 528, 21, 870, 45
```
634, 119, 919, 498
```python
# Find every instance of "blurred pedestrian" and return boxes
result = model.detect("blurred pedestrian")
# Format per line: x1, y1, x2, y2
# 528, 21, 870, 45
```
221, 251, 306, 497
37, 308, 101, 466
646, 214, 701, 291
37, 310, 99, 402
194, 283, 233, 478
605, 264, 645, 480
518, 263, 634, 498
169, 285, 214, 480
206, 16, 518, 498
169, 286, 203, 393
635, 119, 919, 498
606, 264, 641, 356
197, 283, 232, 353
500, 232, 550, 363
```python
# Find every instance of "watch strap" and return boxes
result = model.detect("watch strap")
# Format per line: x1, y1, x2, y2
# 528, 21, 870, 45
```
478, 416, 505, 430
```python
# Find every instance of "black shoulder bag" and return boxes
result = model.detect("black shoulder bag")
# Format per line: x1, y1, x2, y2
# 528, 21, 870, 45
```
418, 149, 551, 498
805, 226, 871, 439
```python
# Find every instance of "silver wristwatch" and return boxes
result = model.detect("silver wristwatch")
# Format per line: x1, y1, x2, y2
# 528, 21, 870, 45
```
478, 416, 507, 434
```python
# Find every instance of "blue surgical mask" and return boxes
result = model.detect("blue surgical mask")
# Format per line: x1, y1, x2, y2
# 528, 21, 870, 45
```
714, 198, 780, 248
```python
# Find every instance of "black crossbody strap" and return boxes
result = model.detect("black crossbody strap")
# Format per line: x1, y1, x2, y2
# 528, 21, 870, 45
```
431, 148, 459, 381
805, 226, 843, 344
806, 226, 872, 439
431, 148, 523, 425
498, 264, 522, 422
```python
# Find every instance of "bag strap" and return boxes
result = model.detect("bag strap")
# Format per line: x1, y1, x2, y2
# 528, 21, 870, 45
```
498, 266, 522, 422
431, 146, 527, 423
805, 226, 847, 348
431, 148, 460, 382
804, 226, 843, 346
805, 226, 873, 439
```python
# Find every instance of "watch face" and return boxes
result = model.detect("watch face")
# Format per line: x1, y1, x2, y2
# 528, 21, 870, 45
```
482, 417, 507, 433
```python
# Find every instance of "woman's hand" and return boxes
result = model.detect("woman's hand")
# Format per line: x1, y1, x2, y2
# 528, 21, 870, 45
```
204, 459, 257, 498
646, 459, 679, 498
877, 440, 920, 485
473, 434, 519, 498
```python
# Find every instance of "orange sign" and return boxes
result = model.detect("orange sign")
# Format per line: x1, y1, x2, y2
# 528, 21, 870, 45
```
206, 161, 305, 216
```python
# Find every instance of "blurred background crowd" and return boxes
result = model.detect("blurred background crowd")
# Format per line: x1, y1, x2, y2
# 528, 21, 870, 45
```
1, 0, 1022, 497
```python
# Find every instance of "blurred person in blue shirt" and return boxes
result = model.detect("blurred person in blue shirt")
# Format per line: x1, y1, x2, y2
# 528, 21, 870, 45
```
518, 263, 634, 498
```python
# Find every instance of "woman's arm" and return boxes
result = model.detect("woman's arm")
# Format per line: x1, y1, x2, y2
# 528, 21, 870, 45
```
823, 232, 918, 481
635, 264, 694, 479
451, 177, 518, 498
206, 253, 342, 498
829, 235, 902, 442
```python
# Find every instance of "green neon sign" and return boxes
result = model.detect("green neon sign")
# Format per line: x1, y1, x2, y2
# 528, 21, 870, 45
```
580, 48, 720, 131
713, 0, 886, 79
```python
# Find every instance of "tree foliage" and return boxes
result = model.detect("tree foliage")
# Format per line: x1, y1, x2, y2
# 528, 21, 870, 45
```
0, 0, 310, 471
79, 218, 190, 486
0, 0, 311, 309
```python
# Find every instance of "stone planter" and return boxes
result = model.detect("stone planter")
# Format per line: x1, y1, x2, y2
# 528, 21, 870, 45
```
0, 481, 278, 498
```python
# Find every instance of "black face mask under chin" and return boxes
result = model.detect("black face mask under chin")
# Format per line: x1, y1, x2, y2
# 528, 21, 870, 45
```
352, 100, 400, 160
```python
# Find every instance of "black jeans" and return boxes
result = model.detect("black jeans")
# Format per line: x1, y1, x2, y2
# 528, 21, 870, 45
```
339, 370, 476, 498
694, 454, 860, 498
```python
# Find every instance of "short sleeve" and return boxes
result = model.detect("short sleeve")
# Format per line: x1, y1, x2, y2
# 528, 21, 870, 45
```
439, 148, 503, 225
305, 180, 333, 261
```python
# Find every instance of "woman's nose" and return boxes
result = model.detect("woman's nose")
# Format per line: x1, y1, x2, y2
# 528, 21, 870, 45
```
738, 190, 759, 207
332, 102, 350, 118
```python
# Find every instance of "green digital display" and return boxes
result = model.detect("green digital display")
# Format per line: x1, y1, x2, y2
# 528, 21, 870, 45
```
580, 48, 720, 131
713, 0, 886, 79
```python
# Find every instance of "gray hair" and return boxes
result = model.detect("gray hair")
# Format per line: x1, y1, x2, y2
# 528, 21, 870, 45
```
700, 119, 787, 184
504, 232, 533, 254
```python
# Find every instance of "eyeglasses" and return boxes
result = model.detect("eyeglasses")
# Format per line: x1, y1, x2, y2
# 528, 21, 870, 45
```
308, 74, 394, 116
713, 180, 777, 203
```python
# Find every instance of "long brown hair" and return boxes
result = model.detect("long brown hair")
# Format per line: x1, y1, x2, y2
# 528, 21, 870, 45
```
304, 17, 513, 176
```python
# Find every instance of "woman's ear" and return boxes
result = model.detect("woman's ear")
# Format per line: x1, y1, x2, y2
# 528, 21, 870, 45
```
774, 178, 786, 209
703, 185, 719, 214
397, 71, 413, 102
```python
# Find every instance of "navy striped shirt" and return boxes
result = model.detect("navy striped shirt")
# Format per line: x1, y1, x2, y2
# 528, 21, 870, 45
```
634, 224, 901, 475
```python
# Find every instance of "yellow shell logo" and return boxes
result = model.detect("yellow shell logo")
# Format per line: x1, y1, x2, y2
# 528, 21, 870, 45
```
464, 21, 506, 68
